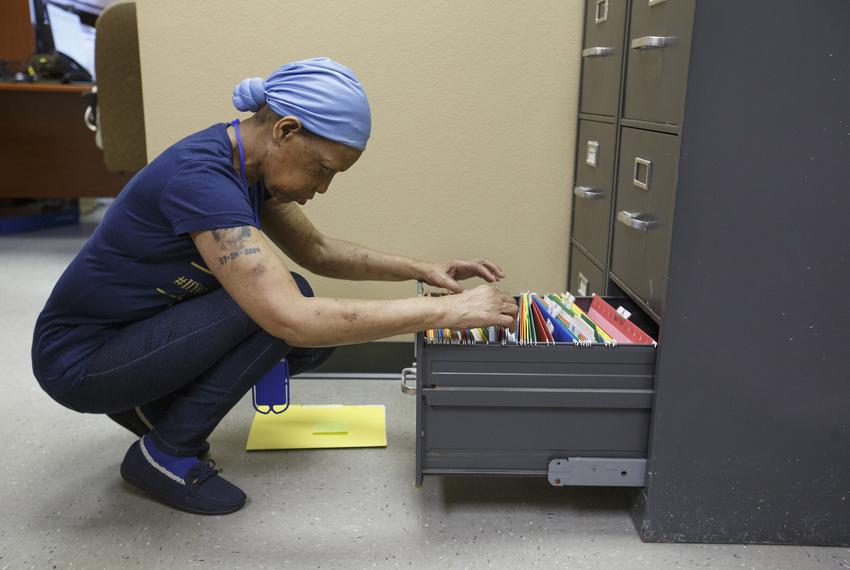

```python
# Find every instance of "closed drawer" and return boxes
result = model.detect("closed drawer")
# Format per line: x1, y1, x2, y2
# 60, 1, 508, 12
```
572, 120, 616, 263
623, 0, 696, 125
569, 244, 605, 297
611, 127, 678, 317
579, 0, 628, 116
414, 296, 657, 478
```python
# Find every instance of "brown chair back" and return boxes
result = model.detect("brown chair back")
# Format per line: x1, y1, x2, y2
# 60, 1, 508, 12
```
95, 1, 147, 172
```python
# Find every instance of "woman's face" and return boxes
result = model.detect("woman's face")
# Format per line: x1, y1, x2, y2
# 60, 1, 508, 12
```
262, 118, 362, 205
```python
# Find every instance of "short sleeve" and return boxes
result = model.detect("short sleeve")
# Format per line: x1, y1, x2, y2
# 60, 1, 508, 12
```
160, 161, 258, 235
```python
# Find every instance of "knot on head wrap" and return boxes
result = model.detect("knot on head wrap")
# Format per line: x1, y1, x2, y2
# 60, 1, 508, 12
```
232, 77, 266, 112
231, 57, 371, 151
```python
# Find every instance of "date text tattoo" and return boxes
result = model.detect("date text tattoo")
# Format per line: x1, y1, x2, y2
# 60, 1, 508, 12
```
219, 246, 261, 266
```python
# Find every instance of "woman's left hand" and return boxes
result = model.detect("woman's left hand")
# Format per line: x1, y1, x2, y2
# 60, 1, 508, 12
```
420, 258, 506, 294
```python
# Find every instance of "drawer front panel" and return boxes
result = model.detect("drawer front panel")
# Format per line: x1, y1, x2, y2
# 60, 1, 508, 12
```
572, 120, 616, 262
569, 244, 605, 297
611, 127, 678, 316
422, 407, 651, 470
623, 0, 696, 125
425, 344, 656, 390
580, 0, 628, 116
423, 387, 653, 409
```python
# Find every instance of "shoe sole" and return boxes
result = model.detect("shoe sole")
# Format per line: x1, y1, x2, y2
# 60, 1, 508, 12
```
120, 465, 245, 516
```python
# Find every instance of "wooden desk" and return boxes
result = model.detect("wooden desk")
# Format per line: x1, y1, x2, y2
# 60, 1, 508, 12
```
0, 82, 132, 198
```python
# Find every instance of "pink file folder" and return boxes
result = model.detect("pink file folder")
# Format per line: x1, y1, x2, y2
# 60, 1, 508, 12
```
587, 295, 657, 346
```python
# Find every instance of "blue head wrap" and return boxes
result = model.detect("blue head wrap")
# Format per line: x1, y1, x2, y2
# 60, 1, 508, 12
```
232, 57, 371, 151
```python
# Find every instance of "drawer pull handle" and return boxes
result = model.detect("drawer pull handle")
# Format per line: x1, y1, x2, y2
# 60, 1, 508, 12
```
582, 46, 614, 57
401, 366, 417, 395
574, 186, 604, 200
630, 36, 674, 50
617, 210, 657, 231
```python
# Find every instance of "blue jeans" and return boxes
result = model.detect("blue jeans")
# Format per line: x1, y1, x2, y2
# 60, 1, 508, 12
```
57, 273, 333, 456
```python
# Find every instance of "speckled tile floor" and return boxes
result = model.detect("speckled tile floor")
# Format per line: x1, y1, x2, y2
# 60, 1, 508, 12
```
1, 212, 849, 569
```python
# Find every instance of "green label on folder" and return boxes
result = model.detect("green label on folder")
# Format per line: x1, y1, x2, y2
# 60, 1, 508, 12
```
312, 421, 349, 435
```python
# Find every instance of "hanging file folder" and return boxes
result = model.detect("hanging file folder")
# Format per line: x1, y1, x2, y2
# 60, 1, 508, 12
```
420, 287, 655, 348
587, 295, 657, 346
532, 295, 578, 343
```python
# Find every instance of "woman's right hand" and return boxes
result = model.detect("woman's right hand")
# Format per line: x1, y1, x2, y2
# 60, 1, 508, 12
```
441, 285, 518, 331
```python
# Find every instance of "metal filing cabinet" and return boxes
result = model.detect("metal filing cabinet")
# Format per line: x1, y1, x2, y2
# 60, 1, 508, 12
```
569, 0, 628, 304
569, 0, 693, 322
411, 0, 850, 547
567, 0, 850, 546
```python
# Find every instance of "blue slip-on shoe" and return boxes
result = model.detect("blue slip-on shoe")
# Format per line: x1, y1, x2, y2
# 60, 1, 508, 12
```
120, 439, 246, 515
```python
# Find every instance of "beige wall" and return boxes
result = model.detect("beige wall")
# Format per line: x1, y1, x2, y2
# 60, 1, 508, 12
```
136, 1, 583, 338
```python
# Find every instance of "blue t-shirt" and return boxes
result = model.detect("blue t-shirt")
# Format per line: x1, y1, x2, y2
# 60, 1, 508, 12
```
32, 123, 267, 396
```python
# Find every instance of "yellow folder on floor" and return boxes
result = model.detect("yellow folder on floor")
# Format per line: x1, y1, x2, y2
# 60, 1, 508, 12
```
245, 404, 387, 450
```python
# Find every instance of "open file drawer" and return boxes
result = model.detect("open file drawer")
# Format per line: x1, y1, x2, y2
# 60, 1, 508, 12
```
404, 296, 658, 487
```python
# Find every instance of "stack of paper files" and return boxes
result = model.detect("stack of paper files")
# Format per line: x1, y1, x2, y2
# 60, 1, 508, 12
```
423, 292, 656, 347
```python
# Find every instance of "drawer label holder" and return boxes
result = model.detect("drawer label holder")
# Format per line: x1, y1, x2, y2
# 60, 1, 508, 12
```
548, 457, 647, 487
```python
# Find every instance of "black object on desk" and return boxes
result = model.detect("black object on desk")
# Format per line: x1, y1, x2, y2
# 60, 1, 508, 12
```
26, 51, 92, 83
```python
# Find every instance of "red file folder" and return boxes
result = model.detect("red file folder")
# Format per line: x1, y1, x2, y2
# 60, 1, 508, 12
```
587, 295, 656, 346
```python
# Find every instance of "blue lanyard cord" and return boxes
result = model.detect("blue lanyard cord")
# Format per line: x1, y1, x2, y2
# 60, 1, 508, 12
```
231, 119, 250, 191
231, 119, 260, 226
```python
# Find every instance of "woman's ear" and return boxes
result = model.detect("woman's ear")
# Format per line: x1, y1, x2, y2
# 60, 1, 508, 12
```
273, 116, 303, 144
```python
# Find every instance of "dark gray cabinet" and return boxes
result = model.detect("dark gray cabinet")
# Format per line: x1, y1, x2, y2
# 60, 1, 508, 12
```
564, 0, 850, 547
570, 0, 692, 321
411, 0, 849, 549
